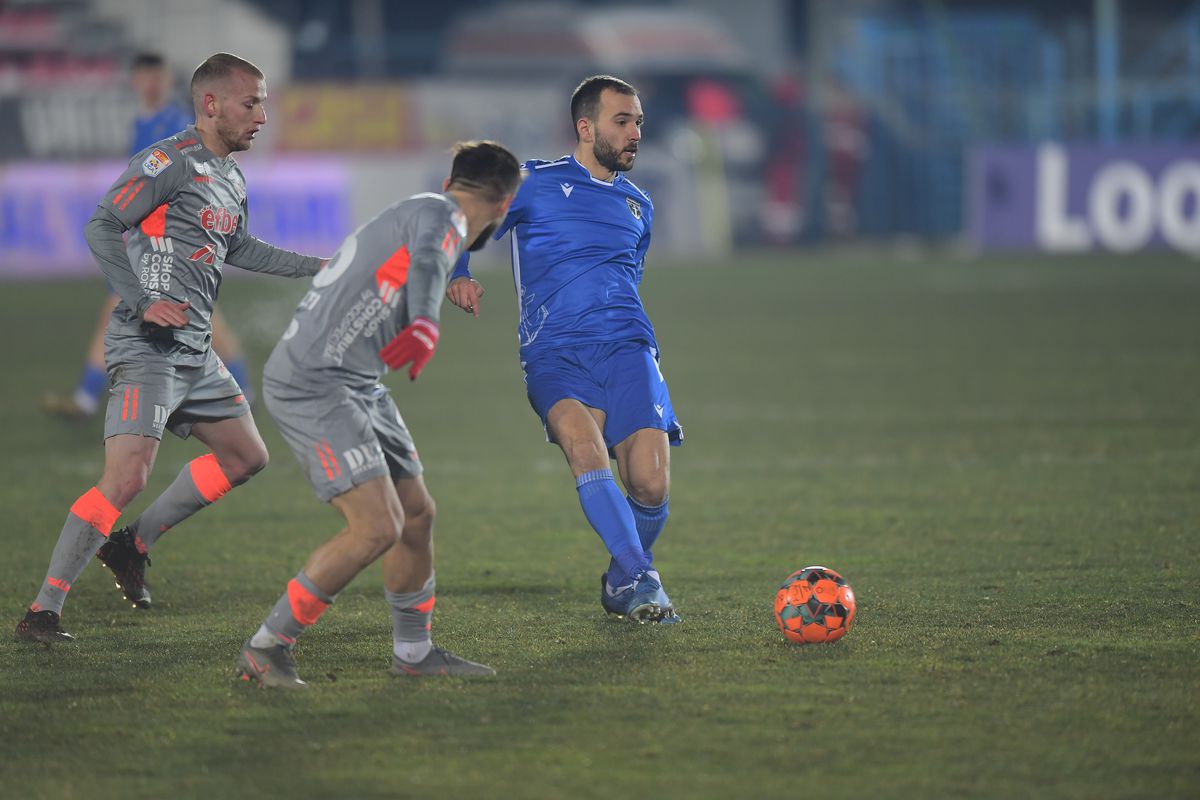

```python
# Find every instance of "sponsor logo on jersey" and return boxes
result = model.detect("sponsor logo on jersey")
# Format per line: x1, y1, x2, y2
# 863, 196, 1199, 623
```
188, 244, 217, 265
142, 148, 172, 177
451, 208, 468, 238
324, 288, 395, 366
626, 197, 642, 220
654, 404, 665, 418
199, 205, 239, 234
139, 235, 175, 296
560, 183, 574, 198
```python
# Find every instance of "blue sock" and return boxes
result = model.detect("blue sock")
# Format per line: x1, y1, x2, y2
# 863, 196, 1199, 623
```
626, 496, 669, 566
576, 469, 648, 588
224, 357, 254, 404
78, 363, 107, 401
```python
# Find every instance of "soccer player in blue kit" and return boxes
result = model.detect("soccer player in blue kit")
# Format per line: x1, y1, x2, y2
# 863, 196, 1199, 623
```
447, 75, 683, 624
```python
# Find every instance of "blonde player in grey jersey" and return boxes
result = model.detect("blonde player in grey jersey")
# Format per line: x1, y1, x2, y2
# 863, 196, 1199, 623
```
14, 53, 328, 644
236, 141, 521, 689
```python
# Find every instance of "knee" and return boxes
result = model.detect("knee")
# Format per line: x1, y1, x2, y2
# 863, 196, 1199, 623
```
113, 468, 151, 506
401, 493, 436, 548
629, 476, 669, 508
562, 439, 609, 474
360, 513, 405, 560
222, 446, 268, 486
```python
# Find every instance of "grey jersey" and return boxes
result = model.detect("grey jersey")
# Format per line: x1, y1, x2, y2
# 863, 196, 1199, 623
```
265, 193, 469, 389
84, 126, 322, 360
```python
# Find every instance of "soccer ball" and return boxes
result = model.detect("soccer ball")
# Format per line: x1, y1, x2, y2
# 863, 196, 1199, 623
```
774, 566, 856, 644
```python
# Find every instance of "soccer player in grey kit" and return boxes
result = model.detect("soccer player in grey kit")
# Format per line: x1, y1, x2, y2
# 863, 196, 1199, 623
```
14, 53, 327, 643
236, 141, 521, 688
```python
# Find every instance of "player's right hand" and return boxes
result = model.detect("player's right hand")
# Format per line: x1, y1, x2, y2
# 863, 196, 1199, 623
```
142, 299, 192, 328
379, 317, 440, 380
446, 277, 484, 317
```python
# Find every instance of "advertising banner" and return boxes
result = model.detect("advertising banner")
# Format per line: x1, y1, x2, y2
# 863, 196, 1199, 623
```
275, 81, 567, 157
1, 145, 708, 279
968, 143, 1200, 254
0, 158, 350, 278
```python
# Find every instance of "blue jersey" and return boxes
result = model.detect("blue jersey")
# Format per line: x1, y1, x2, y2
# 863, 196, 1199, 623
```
453, 155, 655, 361
130, 104, 192, 156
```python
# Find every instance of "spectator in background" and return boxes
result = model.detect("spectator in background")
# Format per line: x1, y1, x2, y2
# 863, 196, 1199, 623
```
42, 52, 256, 420
761, 68, 808, 245
821, 76, 868, 238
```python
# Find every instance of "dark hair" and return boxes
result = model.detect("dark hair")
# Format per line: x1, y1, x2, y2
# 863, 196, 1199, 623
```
132, 52, 167, 70
190, 53, 264, 106
570, 75, 637, 140
447, 140, 522, 202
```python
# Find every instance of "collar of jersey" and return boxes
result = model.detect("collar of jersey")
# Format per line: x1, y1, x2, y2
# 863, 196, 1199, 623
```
566, 154, 623, 187
184, 126, 236, 168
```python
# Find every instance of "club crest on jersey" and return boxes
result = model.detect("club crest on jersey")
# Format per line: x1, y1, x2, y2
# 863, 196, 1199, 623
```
626, 197, 642, 220
142, 148, 172, 177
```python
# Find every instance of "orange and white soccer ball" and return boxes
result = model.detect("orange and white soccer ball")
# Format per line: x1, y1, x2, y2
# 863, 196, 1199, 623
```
774, 566, 856, 644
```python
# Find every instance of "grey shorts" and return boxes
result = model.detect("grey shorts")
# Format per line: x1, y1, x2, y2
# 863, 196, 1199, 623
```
262, 376, 422, 503
104, 335, 249, 441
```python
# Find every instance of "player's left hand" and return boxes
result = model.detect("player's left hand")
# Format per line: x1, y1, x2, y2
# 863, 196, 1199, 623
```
447, 277, 484, 317
379, 317, 440, 380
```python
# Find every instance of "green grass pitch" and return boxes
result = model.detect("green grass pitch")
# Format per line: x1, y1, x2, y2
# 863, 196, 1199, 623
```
0, 251, 1197, 798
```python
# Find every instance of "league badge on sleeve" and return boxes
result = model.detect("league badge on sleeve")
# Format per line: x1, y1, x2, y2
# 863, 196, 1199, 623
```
142, 148, 173, 177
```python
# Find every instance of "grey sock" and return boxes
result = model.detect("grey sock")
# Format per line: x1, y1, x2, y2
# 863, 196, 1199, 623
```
132, 463, 212, 549
263, 571, 335, 645
32, 513, 109, 615
385, 573, 436, 646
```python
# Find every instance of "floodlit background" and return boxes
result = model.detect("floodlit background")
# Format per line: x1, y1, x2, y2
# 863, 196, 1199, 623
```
2, 0, 1199, 276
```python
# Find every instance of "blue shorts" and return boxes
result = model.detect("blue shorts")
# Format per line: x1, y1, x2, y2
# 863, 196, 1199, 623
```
523, 340, 683, 455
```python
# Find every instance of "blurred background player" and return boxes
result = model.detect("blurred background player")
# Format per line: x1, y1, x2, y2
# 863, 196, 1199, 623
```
447, 76, 683, 624
237, 141, 521, 689
41, 51, 255, 420
14, 53, 326, 643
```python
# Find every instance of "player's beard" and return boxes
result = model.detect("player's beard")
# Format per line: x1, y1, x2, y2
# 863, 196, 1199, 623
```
593, 134, 635, 173
216, 119, 252, 154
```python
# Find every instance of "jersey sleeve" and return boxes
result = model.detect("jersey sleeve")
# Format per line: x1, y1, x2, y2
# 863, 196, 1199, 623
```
493, 164, 534, 240
101, 147, 188, 230
84, 151, 188, 317
225, 203, 323, 277
84, 206, 151, 317
450, 252, 472, 281
403, 204, 461, 324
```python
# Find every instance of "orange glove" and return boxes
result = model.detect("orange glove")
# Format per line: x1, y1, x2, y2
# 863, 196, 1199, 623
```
379, 317, 440, 380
